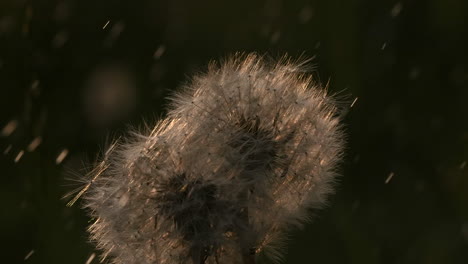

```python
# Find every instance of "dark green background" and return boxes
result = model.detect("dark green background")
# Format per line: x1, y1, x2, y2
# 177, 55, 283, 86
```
1, 0, 468, 263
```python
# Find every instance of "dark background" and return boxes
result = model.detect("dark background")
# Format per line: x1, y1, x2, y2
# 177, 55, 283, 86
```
1, 0, 468, 263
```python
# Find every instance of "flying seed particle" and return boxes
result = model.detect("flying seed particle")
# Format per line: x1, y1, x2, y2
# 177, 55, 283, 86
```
390, 3, 402, 17
314, 41, 321, 49
298, 6, 313, 23
409, 67, 421, 80
385, 172, 394, 184
153, 45, 166, 59
102, 20, 110, 29
52, 31, 68, 48
270, 31, 281, 44
14, 150, 24, 163
56, 149, 69, 164
460, 161, 466, 170
353, 154, 360, 163
461, 223, 468, 242
415, 180, 425, 192
1, 120, 18, 136
351, 200, 360, 212
3, 144, 12, 155
350, 97, 358, 108
85, 253, 96, 264
27, 137, 42, 152
381, 42, 387, 50
24, 249, 35, 260
110, 21, 125, 37
31, 80, 40, 90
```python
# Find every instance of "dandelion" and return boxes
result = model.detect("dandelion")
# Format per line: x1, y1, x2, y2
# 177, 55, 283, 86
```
78, 53, 344, 264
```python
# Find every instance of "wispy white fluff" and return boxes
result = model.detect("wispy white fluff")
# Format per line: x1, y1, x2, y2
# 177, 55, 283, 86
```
80, 53, 345, 264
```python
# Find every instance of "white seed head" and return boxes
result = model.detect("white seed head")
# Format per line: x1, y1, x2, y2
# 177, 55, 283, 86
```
82, 53, 345, 264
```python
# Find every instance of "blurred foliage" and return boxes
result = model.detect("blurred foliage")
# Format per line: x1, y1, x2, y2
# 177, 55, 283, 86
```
1, 0, 468, 263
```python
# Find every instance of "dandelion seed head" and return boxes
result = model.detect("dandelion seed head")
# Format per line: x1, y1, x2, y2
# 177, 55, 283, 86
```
82, 53, 344, 264
169, 53, 344, 260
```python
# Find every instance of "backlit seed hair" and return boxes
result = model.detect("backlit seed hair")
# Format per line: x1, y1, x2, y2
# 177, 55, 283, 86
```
79, 53, 345, 264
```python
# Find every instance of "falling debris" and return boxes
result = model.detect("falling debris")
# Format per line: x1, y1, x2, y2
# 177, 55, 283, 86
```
409, 67, 421, 80
298, 6, 313, 24
22, 5, 33, 36
462, 223, 468, 242
153, 45, 166, 59
24, 249, 35, 260
102, 20, 110, 29
1, 119, 18, 136
110, 21, 125, 37
390, 2, 402, 17
460, 161, 466, 170
14, 150, 24, 163
385, 172, 394, 184
314, 41, 321, 49
52, 31, 68, 48
27, 137, 42, 152
3, 144, 12, 155
85, 253, 96, 264
270, 30, 281, 44
353, 154, 360, 163
350, 97, 358, 108
31, 80, 40, 90
351, 200, 360, 212
381, 42, 387, 50
82, 65, 137, 127
56, 149, 69, 164
415, 180, 425, 192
